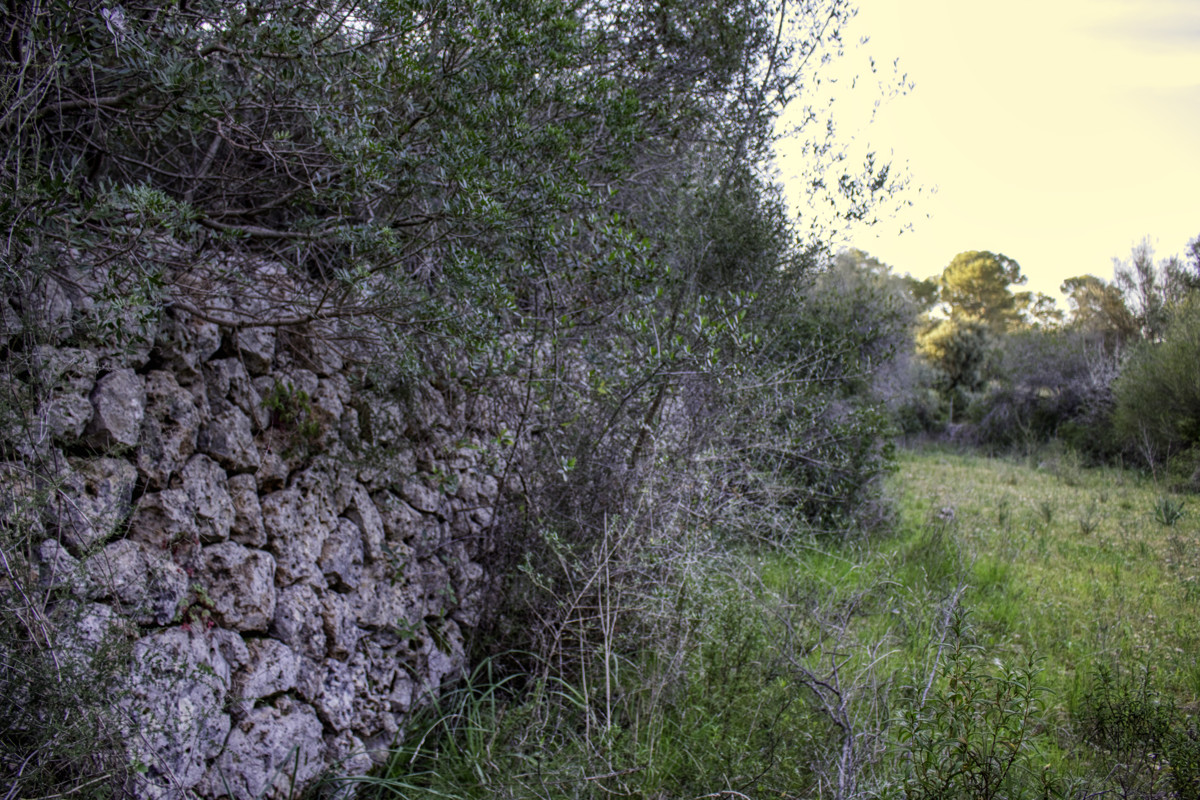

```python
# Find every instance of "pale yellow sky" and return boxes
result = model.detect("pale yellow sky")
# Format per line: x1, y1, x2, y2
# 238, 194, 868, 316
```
777, 0, 1200, 299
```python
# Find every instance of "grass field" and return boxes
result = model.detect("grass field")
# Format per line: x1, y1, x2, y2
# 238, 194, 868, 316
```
892, 446, 1200, 705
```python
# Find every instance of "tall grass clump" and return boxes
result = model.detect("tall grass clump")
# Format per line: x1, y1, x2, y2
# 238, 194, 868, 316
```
0, 401, 133, 798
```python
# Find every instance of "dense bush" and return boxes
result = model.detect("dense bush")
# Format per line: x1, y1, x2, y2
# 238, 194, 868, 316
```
1112, 299, 1200, 478
971, 329, 1120, 456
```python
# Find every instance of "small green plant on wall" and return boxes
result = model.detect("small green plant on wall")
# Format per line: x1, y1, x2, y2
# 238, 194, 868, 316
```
263, 380, 321, 455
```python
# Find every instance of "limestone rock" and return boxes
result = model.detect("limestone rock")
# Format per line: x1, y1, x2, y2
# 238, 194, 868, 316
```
255, 450, 289, 492
227, 473, 266, 547
198, 400, 260, 474
272, 583, 327, 662
235, 327, 276, 376
200, 699, 324, 800
206, 358, 268, 431
399, 477, 442, 516
85, 539, 189, 626
374, 491, 422, 545
210, 628, 251, 673
320, 591, 362, 661
153, 308, 222, 384
235, 637, 297, 703
324, 731, 375, 788
33, 346, 98, 441
48, 457, 137, 555
84, 368, 146, 450
22, 275, 75, 343
137, 370, 201, 489
320, 518, 363, 592
200, 542, 276, 632
341, 485, 385, 562
37, 539, 80, 592
262, 479, 335, 587
314, 656, 360, 730
128, 489, 199, 553
352, 573, 415, 633
182, 455, 235, 544
124, 628, 231, 799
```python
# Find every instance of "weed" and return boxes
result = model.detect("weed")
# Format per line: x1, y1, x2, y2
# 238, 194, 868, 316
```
1077, 662, 1200, 798
1153, 495, 1185, 526
1077, 501, 1101, 535
996, 494, 1013, 529
1036, 497, 1055, 525
262, 380, 322, 455
895, 636, 1063, 800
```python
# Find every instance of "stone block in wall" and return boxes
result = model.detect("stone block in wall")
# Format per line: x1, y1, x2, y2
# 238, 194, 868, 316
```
234, 637, 297, 704
262, 484, 333, 587
182, 454, 235, 544
210, 627, 251, 674
0, 298, 20, 347
36, 539, 80, 593
280, 328, 343, 377
32, 346, 98, 441
324, 731, 375, 786
255, 450, 289, 492
272, 583, 327, 662
235, 326, 275, 376
128, 489, 200, 553
47, 456, 137, 555
205, 358, 269, 431
122, 628, 231, 799
277, 367, 319, 400
83, 368, 146, 450
320, 591, 362, 661
21, 275, 75, 343
197, 400, 260, 474
311, 377, 344, 424
57, 602, 130, 669
399, 476, 442, 516
84, 539, 189, 626
198, 698, 323, 800
413, 555, 452, 620
137, 370, 201, 490
339, 484, 384, 562
321, 518, 364, 591
351, 564, 415, 633
199, 542, 276, 632
153, 308, 222, 384
420, 618, 465, 693
313, 656, 360, 731
227, 473, 266, 547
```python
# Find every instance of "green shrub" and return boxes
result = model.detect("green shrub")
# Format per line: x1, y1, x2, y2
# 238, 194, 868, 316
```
1113, 301, 1200, 470
1076, 663, 1200, 799
895, 641, 1064, 800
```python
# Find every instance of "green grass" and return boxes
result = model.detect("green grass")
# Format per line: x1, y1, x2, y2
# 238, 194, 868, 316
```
891, 446, 1200, 701
889, 445, 1200, 798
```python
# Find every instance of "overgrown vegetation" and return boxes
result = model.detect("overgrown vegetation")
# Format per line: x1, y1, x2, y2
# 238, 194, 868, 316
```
328, 446, 1199, 799
1, 0, 920, 796
4, 0, 1199, 798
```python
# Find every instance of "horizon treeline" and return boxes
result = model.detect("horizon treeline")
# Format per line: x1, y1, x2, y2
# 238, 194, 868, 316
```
838, 237, 1200, 485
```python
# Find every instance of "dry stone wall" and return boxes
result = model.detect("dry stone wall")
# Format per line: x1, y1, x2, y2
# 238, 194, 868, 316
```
18, 262, 515, 799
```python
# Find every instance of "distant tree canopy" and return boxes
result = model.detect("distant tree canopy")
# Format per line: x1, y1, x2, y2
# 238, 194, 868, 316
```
899, 234, 1200, 467
1060, 275, 1139, 345
937, 250, 1028, 333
